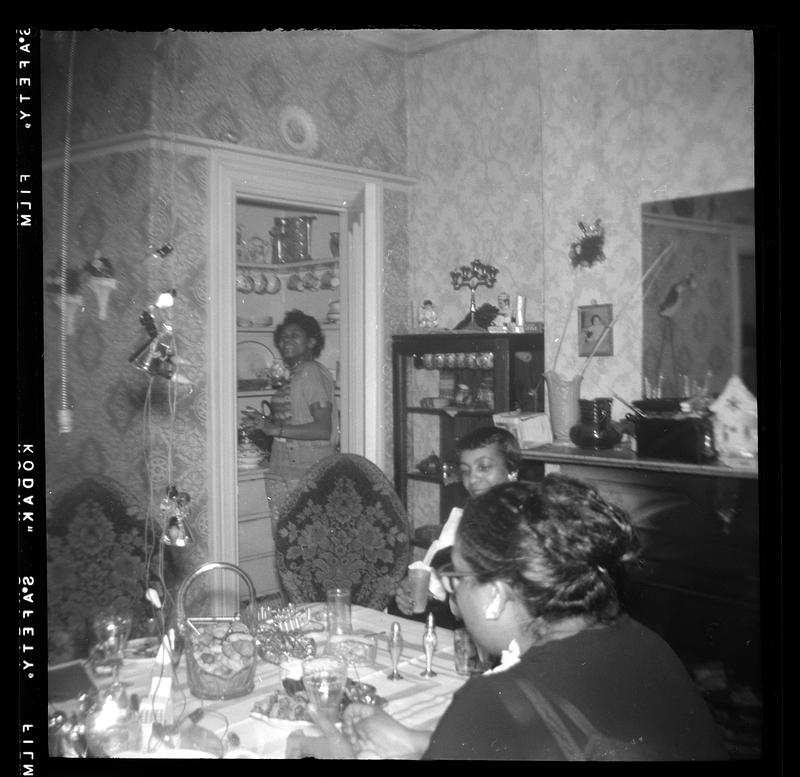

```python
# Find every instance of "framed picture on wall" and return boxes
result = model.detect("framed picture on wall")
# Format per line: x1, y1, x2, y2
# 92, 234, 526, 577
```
578, 303, 613, 357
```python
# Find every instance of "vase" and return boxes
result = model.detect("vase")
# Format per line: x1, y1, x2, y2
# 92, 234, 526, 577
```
544, 372, 582, 442
569, 397, 621, 450
329, 231, 340, 258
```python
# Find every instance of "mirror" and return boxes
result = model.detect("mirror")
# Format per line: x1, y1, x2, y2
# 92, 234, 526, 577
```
641, 189, 756, 398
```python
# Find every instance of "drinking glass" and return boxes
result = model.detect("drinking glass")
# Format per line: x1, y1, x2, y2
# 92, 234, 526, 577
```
453, 628, 488, 675
89, 608, 132, 677
301, 656, 348, 724
325, 587, 352, 636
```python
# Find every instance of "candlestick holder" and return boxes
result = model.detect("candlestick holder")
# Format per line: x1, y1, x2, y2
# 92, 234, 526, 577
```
450, 259, 499, 331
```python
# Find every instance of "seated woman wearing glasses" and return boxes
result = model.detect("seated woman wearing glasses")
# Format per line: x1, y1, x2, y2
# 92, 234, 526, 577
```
290, 475, 727, 760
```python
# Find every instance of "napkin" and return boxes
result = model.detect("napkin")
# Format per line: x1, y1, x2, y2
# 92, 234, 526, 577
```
423, 507, 463, 600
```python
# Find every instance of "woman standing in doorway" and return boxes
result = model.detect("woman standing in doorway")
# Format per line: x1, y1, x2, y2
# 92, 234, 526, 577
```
241, 309, 337, 487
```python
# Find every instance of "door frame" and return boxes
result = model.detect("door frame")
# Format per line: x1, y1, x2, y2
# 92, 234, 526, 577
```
207, 147, 412, 565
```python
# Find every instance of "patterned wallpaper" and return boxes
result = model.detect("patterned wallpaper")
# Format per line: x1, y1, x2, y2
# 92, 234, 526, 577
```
405, 29, 754, 412
40, 30, 408, 658
536, 29, 754, 406
405, 31, 546, 334
41, 30, 408, 172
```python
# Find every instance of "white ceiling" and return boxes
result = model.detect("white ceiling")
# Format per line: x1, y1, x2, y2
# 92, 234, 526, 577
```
348, 29, 483, 54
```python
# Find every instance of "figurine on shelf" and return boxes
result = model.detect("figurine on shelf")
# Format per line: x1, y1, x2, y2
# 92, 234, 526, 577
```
492, 291, 512, 330
419, 299, 439, 329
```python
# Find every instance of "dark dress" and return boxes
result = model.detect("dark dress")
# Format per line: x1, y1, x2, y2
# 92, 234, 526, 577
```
423, 615, 728, 761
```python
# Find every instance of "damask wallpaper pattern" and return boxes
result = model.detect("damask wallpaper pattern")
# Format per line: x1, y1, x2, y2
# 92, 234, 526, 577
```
40, 30, 408, 660
404, 29, 754, 406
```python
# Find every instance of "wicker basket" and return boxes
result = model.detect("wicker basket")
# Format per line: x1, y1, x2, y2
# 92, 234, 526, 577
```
177, 562, 258, 700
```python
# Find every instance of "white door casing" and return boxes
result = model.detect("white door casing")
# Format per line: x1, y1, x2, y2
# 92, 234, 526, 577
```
207, 147, 410, 566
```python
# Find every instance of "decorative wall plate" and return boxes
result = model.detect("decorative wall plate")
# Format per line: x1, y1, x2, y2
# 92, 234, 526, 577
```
237, 341, 276, 380
278, 106, 319, 155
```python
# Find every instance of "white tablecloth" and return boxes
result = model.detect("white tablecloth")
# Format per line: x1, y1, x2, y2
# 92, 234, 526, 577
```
99, 605, 468, 758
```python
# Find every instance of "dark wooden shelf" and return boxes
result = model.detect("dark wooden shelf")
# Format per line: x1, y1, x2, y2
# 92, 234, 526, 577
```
393, 331, 544, 525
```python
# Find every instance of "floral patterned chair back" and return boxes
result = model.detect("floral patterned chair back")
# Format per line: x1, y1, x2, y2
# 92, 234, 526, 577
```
46, 477, 154, 664
274, 454, 411, 610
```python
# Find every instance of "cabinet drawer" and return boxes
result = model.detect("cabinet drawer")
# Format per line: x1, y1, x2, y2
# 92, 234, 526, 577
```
239, 554, 281, 598
238, 515, 274, 557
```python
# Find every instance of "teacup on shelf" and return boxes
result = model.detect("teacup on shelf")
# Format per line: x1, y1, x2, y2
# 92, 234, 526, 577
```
248, 235, 268, 263
236, 270, 254, 293
252, 272, 268, 294
302, 271, 321, 290
265, 273, 281, 294
287, 274, 304, 291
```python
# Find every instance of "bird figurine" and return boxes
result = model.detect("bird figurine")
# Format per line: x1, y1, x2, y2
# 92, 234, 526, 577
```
658, 273, 697, 317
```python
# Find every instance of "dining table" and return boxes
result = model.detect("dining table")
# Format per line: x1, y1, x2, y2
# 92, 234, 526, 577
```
53, 604, 470, 759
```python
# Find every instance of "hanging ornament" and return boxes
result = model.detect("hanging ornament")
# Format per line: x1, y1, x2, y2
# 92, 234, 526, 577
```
155, 288, 176, 309
46, 267, 84, 336
84, 251, 117, 320
127, 296, 192, 383
147, 242, 174, 260
158, 485, 194, 547
128, 310, 176, 380
568, 219, 606, 269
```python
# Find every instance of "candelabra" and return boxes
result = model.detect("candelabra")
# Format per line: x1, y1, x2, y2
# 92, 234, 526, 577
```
450, 259, 499, 330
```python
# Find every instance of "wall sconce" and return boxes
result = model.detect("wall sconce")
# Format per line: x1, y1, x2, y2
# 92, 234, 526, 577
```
86, 276, 117, 320
84, 251, 117, 320
46, 268, 84, 335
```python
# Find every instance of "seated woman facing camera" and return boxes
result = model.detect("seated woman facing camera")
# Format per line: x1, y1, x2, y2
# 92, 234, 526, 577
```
288, 474, 727, 761
389, 426, 522, 631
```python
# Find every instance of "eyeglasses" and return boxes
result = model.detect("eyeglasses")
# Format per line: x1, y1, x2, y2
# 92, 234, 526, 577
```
437, 563, 481, 596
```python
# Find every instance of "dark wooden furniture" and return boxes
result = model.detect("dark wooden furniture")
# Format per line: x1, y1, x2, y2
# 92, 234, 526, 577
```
392, 331, 545, 542
521, 442, 760, 688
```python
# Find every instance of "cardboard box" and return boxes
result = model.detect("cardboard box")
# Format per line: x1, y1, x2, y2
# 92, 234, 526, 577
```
493, 411, 553, 449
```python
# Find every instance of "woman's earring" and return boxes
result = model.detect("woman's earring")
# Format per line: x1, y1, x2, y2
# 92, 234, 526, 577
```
485, 593, 502, 620
507, 471, 518, 482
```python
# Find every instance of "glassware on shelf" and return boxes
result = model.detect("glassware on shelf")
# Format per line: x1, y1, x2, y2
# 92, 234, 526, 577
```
569, 397, 621, 450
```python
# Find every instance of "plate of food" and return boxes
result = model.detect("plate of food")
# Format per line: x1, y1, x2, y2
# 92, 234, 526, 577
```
237, 341, 276, 381
251, 689, 315, 729
323, 634, 378, 667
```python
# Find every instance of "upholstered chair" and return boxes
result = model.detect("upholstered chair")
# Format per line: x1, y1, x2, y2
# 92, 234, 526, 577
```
274, 454, 411, 610
46, 477, 154, 664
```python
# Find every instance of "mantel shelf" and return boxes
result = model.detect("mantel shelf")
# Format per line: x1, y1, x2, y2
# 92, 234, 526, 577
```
520, 442, 758, 480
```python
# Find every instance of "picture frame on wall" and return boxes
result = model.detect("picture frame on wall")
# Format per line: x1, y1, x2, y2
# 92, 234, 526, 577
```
578, 303, 613, 357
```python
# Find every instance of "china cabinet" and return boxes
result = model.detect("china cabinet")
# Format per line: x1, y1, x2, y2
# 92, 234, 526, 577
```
392, 331, 545, 544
